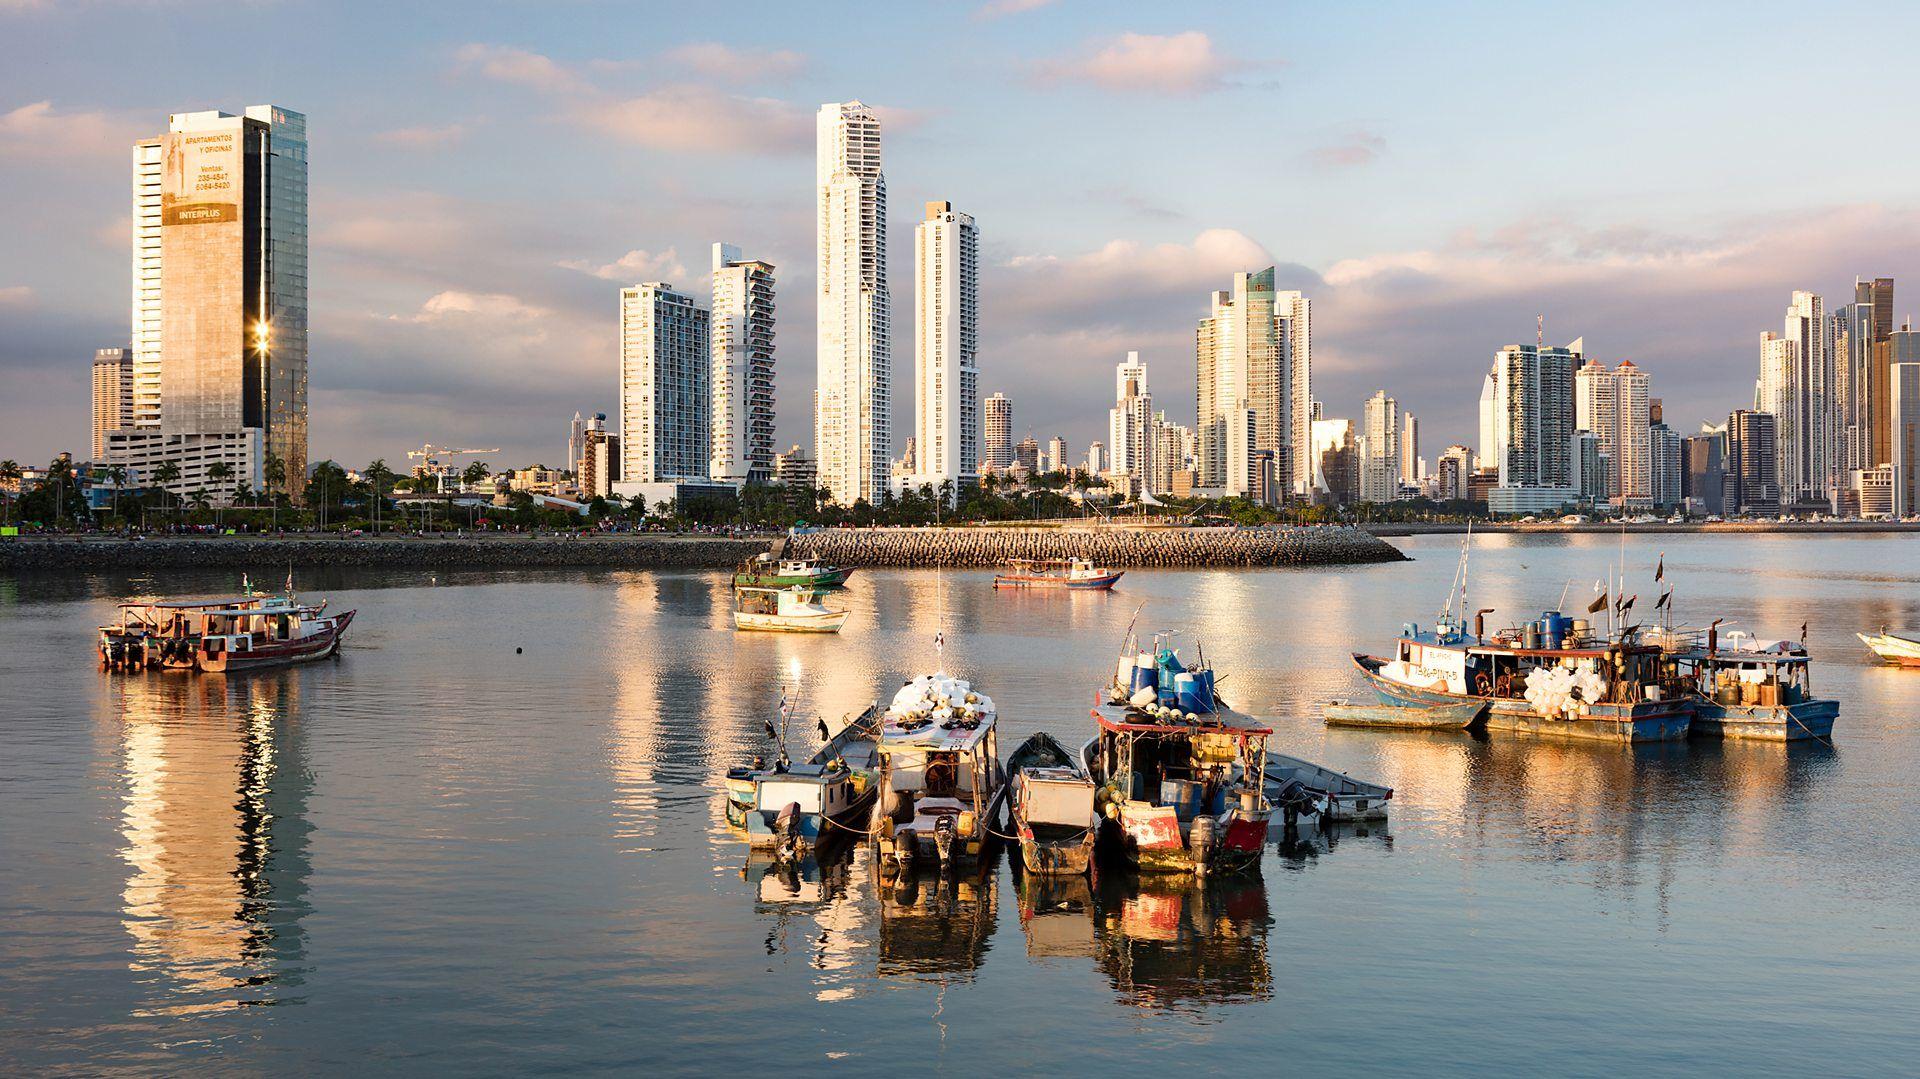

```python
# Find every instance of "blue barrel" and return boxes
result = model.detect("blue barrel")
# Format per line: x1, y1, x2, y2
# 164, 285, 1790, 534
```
1130, 652, 1158, 695
1542, 611, 1570, 644
1189, 669, 1217, 713
1172, 672, 1199, 711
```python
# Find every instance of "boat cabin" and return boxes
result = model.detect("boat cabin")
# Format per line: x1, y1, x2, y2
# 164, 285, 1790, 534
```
1089, 705, 1270, 822
1669, 642, 1815, 708
1387, 614, 1677, 705
875, 693, 1000, 866
736, 586, 831, 618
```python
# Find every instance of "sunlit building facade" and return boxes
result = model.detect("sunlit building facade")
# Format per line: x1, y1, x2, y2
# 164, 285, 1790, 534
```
815, 101, 891, 505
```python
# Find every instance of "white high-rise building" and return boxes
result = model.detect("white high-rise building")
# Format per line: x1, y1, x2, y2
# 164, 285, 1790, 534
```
619, 282, 711, 484
1781, 290, 1833, 503
91, 347, 132, 460
909, 201, 978, 497
815, 101, 890, 505
1756, 330, 1801, 500
131, 139, 164, 430
1490, 340, 1581, 513
1108, 352, 1154, 487
1575, 358, 1651, 505
1086, 441, 1106, 476
1891, 362, 1920, 514
983, 392, 1012, 471
1196, 267, 1288, 501
1311, 417, 1357, 504
1360, 391, 1401, 503
1276, 289, 1312, 495
1478, 364, 1499, 470
1399, 412, 1419, 493
710, 242, 777, 484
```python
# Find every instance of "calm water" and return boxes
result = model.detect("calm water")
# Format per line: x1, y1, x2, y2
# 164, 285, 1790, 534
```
3, 534, 1919, 1076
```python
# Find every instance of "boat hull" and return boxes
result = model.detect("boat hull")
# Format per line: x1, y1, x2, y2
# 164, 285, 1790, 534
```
198, 611, 355, 673
733, 568, 851, 589
733, 610, 849, 633
1323, 700, 1482, 730
1107, 802, 1267, 875
992, 571, 1123, 591
1016, 829, 1095, 877
1353, 653, 1689, 743
1858, 632, 1920, 667
1691, 698, 1838, 742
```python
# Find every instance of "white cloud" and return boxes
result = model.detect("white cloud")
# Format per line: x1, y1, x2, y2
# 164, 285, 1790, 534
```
662, 42, 807, 81
568, 86, 809, 155
0, 285, 33, 307
1309, 130, 1386, 169
558, 247, 689, 283
400, 290, 551, 323
374, 122, 471, 149
1035, 31, 1259, 95
454, 43, 587, 94
0, 100, 130, 159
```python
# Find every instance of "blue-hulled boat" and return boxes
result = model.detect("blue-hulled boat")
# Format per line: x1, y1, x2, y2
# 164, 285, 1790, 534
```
1668, 633, 1839, 742
726, 704, 881, 855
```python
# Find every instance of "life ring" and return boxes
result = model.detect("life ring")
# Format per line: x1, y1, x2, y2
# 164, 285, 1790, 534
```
1474, 673, 1492, 696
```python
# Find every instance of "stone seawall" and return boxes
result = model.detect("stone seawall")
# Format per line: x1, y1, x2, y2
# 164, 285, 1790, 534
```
786, 526, 1406, 567
0, 526, 1407, 573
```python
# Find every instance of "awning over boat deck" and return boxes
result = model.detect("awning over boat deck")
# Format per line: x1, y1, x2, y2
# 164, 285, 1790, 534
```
120, 596, 265, 610
1090, 703, 1271, 737
879, 713, 996, 752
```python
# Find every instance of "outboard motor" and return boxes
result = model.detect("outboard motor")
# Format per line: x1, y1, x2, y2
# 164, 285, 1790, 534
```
773, 801, 802, 862
1189, 815, 1217, 875
933, 814, 957, 865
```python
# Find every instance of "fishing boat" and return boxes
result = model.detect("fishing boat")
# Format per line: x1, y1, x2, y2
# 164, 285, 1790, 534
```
992, 557, 1123, 591
1262, 750, 1393, 822
871, 670, 1004, 876
1002, 732, 1098, 877
1858, 628, 1920, 667
1668, 629, 1839, 742
98, 590, 353, 673
733, 552, 853, 589
726, 705, 881, 855
732, 585, 850, 633
1322, 699, 1483, 730
1083, 632, 1271, 875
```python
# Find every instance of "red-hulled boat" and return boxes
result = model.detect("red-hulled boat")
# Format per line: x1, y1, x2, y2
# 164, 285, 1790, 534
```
992, 558, 1123, 591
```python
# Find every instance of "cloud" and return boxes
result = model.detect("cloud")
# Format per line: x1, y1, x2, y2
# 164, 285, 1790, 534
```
400, 290, 551, 323
1035, 31, 1261, 95
559, 247, 690, 283
568, 86, 809, 154
0, 100, 132, 159
374, 122, 472, 149
454, 43, 587, 94
974, 0, 1055, 18
1309, 130, 1386, 169
662, 42, 807, 81
0, 285, 32, 306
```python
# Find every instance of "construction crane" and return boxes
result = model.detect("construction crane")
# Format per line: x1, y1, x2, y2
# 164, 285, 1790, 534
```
406, 443, 501, 492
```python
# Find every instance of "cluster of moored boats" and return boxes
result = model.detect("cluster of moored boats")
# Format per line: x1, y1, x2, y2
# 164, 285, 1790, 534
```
728, 550, 1125, 635
721, 628, 1392, 883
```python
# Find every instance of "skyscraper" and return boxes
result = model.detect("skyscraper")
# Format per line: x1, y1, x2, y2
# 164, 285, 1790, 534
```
111, 105, 307, 501
910, 202, 979, 497
815, 102, 891, 505
1490, 340, 1580, 514
1437, 445, 1472, 502
1683, 432, 1725, 516
1893, 340, 1920, 515
1196, 267, 1288, 501
1360, 390, 1401, 503
1108, 352, 1154, 487
619, 282, 711, 484
983, 392, 1013, 471
91, 347, 132, 460
1399, 411, 1419, 492
1311, 418, 1357, 505
1276, 289, 1312, 495
1755, 330, 1801, 500
1726, 409, 1780, 515
1780, 290, 1833, 503
710, 242, 777, 484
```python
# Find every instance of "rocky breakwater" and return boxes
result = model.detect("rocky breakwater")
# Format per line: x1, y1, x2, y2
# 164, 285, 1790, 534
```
787, 525, 1407, 568
0, 535, 772, 573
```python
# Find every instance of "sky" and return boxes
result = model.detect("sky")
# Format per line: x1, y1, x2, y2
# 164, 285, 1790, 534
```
5, 0, 1920, 473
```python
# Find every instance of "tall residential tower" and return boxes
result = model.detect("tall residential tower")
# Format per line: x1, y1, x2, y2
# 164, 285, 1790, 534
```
909, 201, 979, 497
815, 102, 890, 505
709, 243, 776, 484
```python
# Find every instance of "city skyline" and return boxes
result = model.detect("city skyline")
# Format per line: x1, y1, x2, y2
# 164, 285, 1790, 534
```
7, 4, 1920, 470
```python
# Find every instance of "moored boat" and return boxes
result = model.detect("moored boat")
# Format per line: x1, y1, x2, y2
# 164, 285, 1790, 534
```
733, 552, 853, 590
98, 590, 353, 673
1669, 630, 1838, 742
1084, 632, 1271, 875
871, 671, 1004, 876
1001, 732, 1097, 877
1858, 629, 1920, 667
1322, 699, 1482, 730
727, 704, 882, 855
1262, 750, 1393, 822
992, 557, 1123, 591
732, 585, 851, 633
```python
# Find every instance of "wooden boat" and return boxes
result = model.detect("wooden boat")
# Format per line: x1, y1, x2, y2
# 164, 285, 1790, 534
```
992, 557, 1123, 591
732, 585, 850, 633
1262, 750, 1393, 822
1668, 634, 1838, 742
1323, 698, 1482, 730
1001, 732, 1097, 877
98, 591, 353, 673
871, 671, 1004, 876
727, 705, 882, 854
1084, 631, 1271, 875
1858, 629, 1920, 667
733, 552, 852, 589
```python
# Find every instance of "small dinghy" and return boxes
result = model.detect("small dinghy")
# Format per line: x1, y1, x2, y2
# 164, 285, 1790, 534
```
1858, 629, 1920, 668
1262, 751, 1393, 823
1323, 699, 1483, 730
999, 732, 1097, 877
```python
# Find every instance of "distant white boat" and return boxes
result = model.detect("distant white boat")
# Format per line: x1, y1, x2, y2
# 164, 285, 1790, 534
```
733, 586, 850, 633
1859, 629, 1920, 668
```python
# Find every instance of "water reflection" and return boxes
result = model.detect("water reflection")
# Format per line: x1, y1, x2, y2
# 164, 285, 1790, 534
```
740, 848, 871, 1002
1092, 872, 1272, 1010
113, 671, 311, 1015
873, 857, 1000, 981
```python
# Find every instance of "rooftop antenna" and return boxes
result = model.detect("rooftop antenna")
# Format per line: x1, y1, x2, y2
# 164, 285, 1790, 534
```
1537, 314, 1544, 348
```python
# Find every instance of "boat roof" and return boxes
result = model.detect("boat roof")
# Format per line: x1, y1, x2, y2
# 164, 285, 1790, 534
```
879, 710, 996, 753
120, 595, 272, 610
1669, 647, 1808, 665
1399, 627, 1651, 659
1091, 702, 1271, 737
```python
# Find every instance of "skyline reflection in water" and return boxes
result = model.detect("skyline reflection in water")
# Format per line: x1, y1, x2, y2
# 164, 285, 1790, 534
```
2, 533, 1917, 1074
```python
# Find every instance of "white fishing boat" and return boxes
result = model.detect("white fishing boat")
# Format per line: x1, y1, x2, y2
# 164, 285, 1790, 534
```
871, 671, 1003, 875
1858, 628, 1920, 667
733, 585, 850, 634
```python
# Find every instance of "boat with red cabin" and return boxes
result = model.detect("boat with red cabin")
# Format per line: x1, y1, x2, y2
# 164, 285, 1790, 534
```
992, 558, 1123, 591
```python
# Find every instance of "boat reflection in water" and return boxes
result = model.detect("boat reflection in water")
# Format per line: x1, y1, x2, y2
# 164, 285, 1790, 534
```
737, 847, 871, 1002
112, 669, 313, 1016
1014, 870, 1272, 1010
871, 853, 1001, 981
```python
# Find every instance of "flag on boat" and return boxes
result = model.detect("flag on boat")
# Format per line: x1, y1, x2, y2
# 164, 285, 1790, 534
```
1801, 621, 1808, 642
1618, 594, 1636, 615
1655, 589, 1672, 610
1655, 554, 1664, 582
1587, 591, 1608, 614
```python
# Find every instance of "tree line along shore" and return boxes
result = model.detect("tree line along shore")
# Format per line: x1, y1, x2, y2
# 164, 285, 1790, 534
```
0, 526, 1408, 572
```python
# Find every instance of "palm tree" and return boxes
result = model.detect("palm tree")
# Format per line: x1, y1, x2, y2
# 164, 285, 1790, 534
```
104, 465, 127, 525
206, 462, 234, 527
263, 453, 286, 530
0, 459, 17, 525
364, 459, 397, 531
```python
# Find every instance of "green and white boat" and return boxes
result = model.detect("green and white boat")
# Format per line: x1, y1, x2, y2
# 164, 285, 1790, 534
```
734, 553, 853, 589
